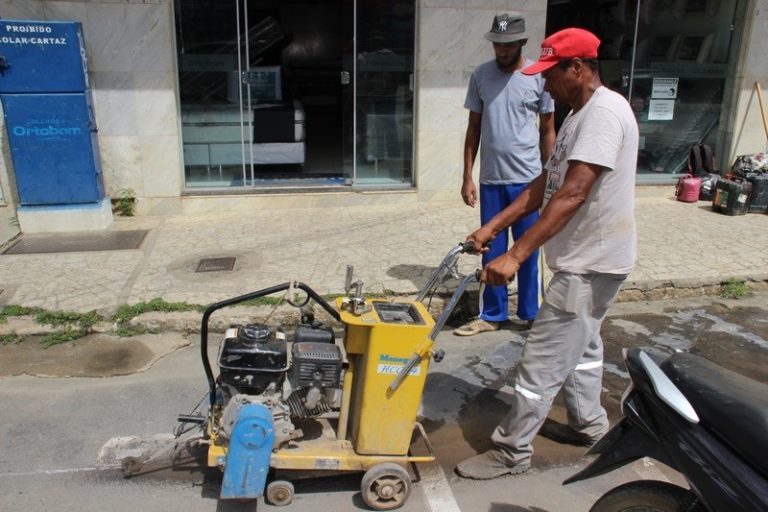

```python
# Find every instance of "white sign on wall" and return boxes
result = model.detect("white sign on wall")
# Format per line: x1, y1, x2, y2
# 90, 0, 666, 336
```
652, 77, 679, 99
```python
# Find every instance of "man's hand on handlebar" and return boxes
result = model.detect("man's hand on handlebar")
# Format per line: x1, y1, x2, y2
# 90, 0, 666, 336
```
480, 252, 521, 286
465, 225, 495, 254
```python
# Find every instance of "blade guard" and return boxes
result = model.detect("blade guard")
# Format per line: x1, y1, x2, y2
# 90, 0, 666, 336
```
220, 403, 275, 500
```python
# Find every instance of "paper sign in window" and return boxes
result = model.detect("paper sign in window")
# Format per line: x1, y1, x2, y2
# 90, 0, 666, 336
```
648, 99, 675, 120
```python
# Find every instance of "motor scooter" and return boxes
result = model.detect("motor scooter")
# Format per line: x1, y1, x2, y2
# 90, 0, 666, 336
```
564, 347, 768, 512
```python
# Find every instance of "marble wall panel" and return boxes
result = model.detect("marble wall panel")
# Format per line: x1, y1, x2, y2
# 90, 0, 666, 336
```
467, 0, 507, 9
91, 72, 139, 136
134, 72, 179, 137
39, 2, 88, 27
98, 135, 144, 196
723, 3, 768, 161
416, 130, 464, 192
129, 3, 174, 72
729, 84, 768, 158
140, 135, 182, 197
743, 20, 768, 77
418, 72, 466, 133
422, 0, 465, 7
84, 2, 172, 73
508, 0, 549, 13
419, 8, 465, 72
84, 3, 135, 72
463, 10, 496, 70
0, 0, 45, 19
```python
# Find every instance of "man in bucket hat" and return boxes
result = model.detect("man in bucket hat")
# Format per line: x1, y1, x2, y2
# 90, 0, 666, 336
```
456, 27, 639, 479
454, 13, 555, 337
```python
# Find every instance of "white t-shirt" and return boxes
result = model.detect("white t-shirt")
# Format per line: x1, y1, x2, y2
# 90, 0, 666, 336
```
542, 87, 639, 275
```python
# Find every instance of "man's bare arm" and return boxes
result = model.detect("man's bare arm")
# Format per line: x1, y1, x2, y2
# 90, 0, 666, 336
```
467, 172, 547, 250
461, 111, 482, 207
481, 161, 604, 285
539, 112, 556, 165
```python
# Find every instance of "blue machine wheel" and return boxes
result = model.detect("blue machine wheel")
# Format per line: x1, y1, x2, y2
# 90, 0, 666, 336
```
361, 463, 411, 511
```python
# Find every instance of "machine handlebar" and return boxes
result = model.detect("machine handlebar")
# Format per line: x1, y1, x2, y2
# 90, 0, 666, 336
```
389, 268, 480, 392
415, 241, 487, 302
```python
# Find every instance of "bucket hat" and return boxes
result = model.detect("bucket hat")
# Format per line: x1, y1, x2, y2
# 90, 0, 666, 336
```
483, 13, 528, 44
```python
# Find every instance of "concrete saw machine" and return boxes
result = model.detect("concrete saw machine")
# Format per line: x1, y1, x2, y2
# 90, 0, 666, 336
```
99, 243, 479, 510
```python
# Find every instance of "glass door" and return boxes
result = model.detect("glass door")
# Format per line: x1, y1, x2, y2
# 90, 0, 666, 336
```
353, 0, 416, 188
176, 0, 415, 190
546, 0, 741, 177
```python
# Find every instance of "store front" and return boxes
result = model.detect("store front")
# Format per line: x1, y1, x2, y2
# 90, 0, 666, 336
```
175, 0, 415, 191
546, 0, 745, 179
0, 0, 764, 225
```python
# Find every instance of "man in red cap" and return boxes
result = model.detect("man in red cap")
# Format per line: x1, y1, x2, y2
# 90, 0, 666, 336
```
456, 27, 639, 480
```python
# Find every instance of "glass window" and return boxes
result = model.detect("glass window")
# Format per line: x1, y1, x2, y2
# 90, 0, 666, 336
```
353, 0, 415, 187
546, 0, 740, 178
174, 0, 415, 191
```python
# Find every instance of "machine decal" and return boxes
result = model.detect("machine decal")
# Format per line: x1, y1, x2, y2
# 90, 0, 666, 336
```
314, 458, 340, 470
377, 353, 421, 376
377, 364, 421, 376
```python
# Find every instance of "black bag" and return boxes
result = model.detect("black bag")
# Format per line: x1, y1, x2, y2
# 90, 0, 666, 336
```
699, 173, 720, 201
688, 143, 716, 176
730, 153, 768, 178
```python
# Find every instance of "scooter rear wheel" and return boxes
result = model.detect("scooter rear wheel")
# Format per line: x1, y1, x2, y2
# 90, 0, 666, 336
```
590, 480, 698, 512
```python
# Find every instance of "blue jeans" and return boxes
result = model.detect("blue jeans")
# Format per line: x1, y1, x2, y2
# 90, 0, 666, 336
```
479, 183, 544, 322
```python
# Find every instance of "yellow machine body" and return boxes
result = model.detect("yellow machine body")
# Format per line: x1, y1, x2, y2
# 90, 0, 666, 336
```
340, 298, 434, 455
206, 297, 437, 472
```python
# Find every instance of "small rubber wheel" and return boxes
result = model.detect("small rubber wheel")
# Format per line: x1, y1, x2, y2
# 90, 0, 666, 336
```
360, 463, 411, 511
590, 480, 697, 512
266, 480, 295, 506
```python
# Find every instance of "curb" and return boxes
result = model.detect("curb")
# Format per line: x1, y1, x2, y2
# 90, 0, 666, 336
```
2, 276, 766, 338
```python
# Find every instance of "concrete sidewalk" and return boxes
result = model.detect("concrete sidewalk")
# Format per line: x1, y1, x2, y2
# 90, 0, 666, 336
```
0, 186, 766, 314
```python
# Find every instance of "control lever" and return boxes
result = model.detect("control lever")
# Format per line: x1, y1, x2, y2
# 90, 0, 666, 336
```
341, 265, 370, 315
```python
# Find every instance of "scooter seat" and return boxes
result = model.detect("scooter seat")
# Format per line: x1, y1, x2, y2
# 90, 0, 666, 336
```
663, 352, 768, 476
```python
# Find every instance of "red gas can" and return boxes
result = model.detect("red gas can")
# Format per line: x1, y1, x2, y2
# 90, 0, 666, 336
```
675, 174, 702, 203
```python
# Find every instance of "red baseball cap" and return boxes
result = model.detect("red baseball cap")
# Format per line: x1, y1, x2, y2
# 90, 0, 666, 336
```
521, 28, 601, 75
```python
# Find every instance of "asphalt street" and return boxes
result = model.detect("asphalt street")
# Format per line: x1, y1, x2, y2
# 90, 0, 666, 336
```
1, 292, 766, 512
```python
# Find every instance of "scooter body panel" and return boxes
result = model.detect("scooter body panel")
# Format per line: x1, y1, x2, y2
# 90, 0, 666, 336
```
564, 416, 671, 484
567, 348, 768, 512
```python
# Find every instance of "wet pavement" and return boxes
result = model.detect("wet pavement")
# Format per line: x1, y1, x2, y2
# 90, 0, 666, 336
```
0, 292, 766, 511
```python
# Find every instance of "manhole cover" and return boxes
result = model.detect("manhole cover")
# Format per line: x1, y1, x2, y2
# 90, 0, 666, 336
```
196, 257, 236, 273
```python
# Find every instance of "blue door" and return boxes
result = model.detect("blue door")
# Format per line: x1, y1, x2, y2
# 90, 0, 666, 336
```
3, 92, 104, 205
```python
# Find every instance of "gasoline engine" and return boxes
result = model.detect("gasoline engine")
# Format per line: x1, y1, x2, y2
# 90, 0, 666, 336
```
215, 321, 344, 450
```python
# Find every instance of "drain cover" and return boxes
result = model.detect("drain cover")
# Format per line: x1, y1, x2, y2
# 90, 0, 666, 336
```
2, 230, 148, 255
196, 257, 236, 273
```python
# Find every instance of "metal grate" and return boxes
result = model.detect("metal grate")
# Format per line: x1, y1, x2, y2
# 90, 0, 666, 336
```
2, 230, 148, 255
195, 257, 236, 273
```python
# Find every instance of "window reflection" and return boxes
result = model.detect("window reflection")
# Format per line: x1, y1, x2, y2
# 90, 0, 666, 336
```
546, 0, 737, 176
